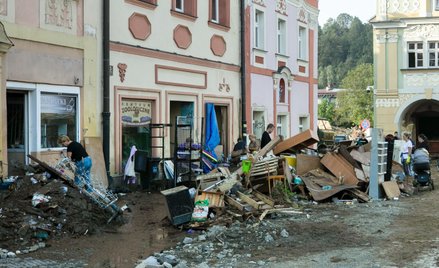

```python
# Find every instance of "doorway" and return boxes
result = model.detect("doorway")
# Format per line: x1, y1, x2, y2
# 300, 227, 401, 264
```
169, 101, 194, 156
214, 105, 228, 159
7, 91, 27, 175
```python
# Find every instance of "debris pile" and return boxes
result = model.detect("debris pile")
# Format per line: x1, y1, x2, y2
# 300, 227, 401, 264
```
0, 165, 123, 254
161, 129, 412, 229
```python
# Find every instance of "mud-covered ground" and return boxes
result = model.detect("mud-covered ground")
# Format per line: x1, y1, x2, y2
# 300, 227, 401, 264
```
2, 166, 439, 268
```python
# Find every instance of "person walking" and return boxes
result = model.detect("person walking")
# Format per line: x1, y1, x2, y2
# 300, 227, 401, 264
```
260, 124, 274, 149
58, 135, 93, 187
400, 132, 413, 176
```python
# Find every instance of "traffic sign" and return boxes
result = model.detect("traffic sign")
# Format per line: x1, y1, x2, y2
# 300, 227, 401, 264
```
361, 119, 370, 130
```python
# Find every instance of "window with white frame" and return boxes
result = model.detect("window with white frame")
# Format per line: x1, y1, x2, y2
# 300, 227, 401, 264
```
176, 0, 184, 12
277, 19, 286, 54
299, 116, 309, 132
408, 42, 424, 68
211, 0, 219, 23
298, 26, 307, 60
40, 93, 78, 148
254, 9, 265, 49
277, 115, 288, 138
428, 41, 439, 67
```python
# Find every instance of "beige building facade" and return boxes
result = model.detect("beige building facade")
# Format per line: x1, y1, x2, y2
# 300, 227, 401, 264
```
0, 0, 102, 177
109, 0, 241, 175
372, 0, 439, 153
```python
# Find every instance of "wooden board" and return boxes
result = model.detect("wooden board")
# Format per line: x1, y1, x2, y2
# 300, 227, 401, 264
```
84, 137, 108, 188
296, 154, 323, 176
382, 181, 400, 199
320, 152, 359, 185
195, 191, 224, 208
273, 129, 319, 155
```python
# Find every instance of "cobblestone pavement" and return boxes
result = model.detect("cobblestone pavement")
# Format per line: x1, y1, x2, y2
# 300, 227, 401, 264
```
0, 257, 85, 268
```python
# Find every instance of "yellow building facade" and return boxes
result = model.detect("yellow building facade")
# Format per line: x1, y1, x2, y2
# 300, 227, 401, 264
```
0, 0, 102, 177
372, 0, 439, 153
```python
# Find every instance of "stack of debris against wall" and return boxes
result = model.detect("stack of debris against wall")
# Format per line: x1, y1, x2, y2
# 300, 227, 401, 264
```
161, 129, 414, 227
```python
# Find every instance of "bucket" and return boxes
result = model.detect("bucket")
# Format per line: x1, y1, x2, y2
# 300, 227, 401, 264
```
284, 155, 297, 168
242, 160, 252, 174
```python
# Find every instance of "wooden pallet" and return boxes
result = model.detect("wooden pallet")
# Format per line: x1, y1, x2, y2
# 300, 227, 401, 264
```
224, 190, 274, 213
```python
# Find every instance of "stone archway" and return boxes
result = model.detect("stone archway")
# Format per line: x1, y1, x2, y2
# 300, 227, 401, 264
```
395, 98, 439, 155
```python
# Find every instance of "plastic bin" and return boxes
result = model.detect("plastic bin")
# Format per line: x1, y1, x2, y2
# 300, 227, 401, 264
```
134, 150, 149, 173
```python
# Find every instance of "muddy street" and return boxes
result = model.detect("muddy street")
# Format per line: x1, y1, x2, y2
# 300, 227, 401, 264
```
1, 171, 439, 268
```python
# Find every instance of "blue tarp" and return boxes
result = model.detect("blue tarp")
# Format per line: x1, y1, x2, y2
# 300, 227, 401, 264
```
204, 103, 220, 172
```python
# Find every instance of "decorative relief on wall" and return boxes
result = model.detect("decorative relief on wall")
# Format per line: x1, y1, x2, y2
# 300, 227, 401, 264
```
376, 98, 400, 108
405, 73, 439, 88
403, 25, 439, 39
0, 0, 7, 16
45, 0, 73, 29
276, 0, 287, 15
252, 0, 265, 6
117, 63, 127, 83
218, 78, 230, 92
385, 0, 420, 13
376, 33, 399, 43
298, 8, 307, 23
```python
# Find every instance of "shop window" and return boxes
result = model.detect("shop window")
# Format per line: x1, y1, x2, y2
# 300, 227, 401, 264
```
209, 0, 230, 27
173, 0, 197, 17
40, 93, 77, 148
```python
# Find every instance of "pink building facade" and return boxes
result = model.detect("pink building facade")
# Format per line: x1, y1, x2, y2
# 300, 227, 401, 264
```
244, 0, 319, 141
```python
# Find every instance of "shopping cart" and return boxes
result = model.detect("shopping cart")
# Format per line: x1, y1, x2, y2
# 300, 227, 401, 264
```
55, 155, 123, 223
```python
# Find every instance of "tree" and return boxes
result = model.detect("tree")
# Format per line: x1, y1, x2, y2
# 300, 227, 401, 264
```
335, 63, 374, 127
318, 98, 336, 124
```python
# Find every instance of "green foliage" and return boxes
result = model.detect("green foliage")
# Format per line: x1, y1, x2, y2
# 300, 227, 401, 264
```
318, 98, 336, 124
335, 64, 374, 127
318, 14, 373, 89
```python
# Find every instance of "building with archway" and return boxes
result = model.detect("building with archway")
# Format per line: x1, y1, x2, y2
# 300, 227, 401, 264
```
371, 0, 439, 154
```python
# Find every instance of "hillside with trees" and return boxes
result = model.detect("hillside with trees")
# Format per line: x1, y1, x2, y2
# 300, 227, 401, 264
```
318, 14, 374, 127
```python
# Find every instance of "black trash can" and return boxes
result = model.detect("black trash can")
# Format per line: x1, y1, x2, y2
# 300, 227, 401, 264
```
147, 158, 161, 181
134, 150, 149, 173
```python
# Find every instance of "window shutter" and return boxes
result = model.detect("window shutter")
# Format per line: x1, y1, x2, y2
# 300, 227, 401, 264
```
219, 0, 230, 27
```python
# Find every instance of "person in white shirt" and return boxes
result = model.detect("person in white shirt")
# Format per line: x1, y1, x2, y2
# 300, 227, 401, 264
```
400, 132, 413, 176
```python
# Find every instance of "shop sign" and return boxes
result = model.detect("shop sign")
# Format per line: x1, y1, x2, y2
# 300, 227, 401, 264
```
41, 94, 76, 114
121, 99, 152, 126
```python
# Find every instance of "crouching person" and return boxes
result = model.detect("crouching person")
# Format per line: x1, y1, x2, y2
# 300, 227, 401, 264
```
58, 135, 93, 188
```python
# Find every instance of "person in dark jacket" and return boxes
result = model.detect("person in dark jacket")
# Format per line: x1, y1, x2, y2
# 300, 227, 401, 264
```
416, 133, 429, 151
58, 135, 92, 187
260, 123, 275, 149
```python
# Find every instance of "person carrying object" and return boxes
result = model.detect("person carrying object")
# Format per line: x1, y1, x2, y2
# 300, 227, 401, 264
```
58, 135, 93, 188
400, 132, 413, 176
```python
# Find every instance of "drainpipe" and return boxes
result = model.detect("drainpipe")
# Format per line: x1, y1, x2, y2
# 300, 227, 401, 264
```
240, 0, 247, 141
102, 0, 111, 180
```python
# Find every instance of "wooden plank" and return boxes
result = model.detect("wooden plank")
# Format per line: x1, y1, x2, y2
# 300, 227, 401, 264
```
296, 154, 323, 176
339, 145, 362, 170
196, 172, 223, 181
27, 154, 75, 187
273, 129, 319, 155
253, 190, 275, 207
350, 149, 371, 166
83, 137, 108, 188
381, 181, 400, 199
283, 160, 293, 185
195, 191, 224, 208
320, 152, 359, 185
237, 191, 260, 210
224, 195, 245, 211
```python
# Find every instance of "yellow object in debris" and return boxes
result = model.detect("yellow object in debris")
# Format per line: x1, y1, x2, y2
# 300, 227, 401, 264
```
284, 155, 297, 168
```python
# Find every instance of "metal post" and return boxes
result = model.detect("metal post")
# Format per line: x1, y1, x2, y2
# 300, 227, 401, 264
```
370, 128, 379, 200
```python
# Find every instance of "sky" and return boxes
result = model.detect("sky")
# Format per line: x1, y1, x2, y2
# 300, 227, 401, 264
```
318, 0, 377, 26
